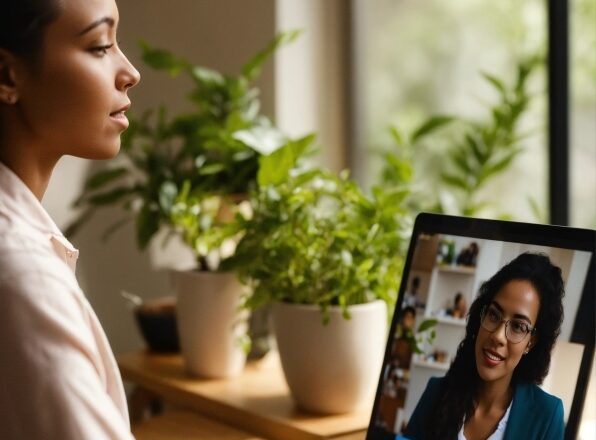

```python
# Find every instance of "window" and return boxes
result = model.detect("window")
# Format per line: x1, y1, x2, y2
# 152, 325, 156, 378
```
570, 0, 596, 228
351, 0, 548, 221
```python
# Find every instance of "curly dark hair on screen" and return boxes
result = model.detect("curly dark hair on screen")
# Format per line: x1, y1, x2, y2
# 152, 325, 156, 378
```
0, 0, 63, 64
424, 252, 565, 440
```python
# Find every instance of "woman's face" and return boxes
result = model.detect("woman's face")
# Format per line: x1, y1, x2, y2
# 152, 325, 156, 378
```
474, 279, 540, 387
13, 0, 140, 160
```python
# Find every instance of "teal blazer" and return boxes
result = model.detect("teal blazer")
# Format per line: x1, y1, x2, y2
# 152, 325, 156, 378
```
405, 377, 564, 440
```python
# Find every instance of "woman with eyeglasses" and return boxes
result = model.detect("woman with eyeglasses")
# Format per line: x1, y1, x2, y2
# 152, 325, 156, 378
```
405, 252, 565, 440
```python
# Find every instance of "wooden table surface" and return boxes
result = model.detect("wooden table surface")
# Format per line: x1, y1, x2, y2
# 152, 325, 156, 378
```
118, 351, 370, 440
132, 410, 266, 440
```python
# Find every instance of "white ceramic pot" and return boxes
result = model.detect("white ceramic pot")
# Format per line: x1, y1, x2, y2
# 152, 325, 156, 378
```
272, 300, 387, 414
148, 227, 197, 271
172, 270, 247, 378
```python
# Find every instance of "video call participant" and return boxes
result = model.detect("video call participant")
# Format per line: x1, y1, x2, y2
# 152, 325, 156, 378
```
406, 252, 565, 439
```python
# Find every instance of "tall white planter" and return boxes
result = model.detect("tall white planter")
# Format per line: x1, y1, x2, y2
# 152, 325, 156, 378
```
172, 270, 247, 378
272, 300, 387, 414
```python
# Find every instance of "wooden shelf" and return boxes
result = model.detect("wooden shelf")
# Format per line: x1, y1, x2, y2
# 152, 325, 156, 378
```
132, 410, 265, 440
411, 358, 449, 372
430, 315, 467, 327
435, 265, 476, 275
118, 351, 369, 440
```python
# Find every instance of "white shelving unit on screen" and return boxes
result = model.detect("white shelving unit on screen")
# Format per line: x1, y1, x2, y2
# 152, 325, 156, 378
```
426, 265, 475, 321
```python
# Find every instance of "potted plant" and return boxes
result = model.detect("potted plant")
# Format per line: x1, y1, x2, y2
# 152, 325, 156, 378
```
222, 145, 411, 413
67, 31, 302, 378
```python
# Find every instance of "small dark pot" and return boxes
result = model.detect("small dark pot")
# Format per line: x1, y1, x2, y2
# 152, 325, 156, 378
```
135, 297, 180, 353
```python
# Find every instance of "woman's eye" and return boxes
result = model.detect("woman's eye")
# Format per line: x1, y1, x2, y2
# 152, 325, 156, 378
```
487, 309, 500, 322
90, 44, 114, 56
511, 321, 528, 334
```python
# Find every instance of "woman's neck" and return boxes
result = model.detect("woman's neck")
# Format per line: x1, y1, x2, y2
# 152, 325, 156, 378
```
476, 377, 514, 414
0, 110, 61, 200
0, 138, 58, 201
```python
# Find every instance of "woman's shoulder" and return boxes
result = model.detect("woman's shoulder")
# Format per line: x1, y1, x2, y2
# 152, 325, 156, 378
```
404, 376, 446, 439
515, 382, 563, 410
425, 376, 445, 395
506, 382, 564, 439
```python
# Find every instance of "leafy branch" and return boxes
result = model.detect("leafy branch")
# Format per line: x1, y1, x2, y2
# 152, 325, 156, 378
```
224, 143, 411, 322
380, 55, 542, 218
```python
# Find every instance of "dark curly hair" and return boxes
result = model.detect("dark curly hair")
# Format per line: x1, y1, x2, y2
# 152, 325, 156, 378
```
0, 0, 63, 65
425, 252, 565, 439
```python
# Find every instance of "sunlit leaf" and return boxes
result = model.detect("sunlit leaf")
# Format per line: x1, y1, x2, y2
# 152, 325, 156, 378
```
481, 72, 506, 96
410, 115, 454, 143
242, 29, 302, 81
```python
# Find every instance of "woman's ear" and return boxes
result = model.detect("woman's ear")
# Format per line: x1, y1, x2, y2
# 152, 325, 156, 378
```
0, 49, 19, 105
524, 335, 537, 355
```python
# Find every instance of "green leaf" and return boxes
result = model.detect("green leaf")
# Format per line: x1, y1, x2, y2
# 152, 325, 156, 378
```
410, 115, 454, 143
465, 133, 486, 166
451, 148, 472, 174
136, 204, 160, 250
257, 134, 316, 187
441, 173, 469, 190
388, 125, 404, 146
190, 66, 224, 86
357, 259, 374, 274
417, 318, 438, 333
139, 40, 189, 76
84, 187, 134, 206
478, 149, 522, 185
158, 181, 178, 213
83, 167, 128, 191
481, 72, 506, 96
242, 30, 302, 82
463, 201, 490, 216
232, 126, 287, 155
198, 163, 226, 176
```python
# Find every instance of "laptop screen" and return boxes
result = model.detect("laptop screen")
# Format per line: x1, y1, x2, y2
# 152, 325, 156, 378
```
366, 213, 595, 440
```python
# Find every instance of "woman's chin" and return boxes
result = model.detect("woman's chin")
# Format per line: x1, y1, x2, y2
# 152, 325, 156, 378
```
476, 358, 501, 383
78, 141, 121, 160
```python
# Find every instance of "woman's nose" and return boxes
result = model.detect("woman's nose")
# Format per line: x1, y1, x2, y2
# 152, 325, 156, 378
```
116, 53, 141, 91
490, 321, 508, 344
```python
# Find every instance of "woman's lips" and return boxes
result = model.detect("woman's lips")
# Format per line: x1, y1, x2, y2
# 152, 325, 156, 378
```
109, 111, 129, 130
483, 349, 505, 367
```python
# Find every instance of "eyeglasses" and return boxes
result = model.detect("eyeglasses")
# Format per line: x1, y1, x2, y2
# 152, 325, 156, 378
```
480, 305, 535, 344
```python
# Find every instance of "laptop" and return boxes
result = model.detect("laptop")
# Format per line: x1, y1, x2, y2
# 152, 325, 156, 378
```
366, 213, 595, 440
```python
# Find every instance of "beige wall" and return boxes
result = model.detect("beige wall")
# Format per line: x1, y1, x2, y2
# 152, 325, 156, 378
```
43, 0, 348, 354
275, 0, 350, 170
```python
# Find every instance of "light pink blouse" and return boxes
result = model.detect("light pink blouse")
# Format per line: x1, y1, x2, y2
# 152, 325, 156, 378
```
0, 162, 134, 439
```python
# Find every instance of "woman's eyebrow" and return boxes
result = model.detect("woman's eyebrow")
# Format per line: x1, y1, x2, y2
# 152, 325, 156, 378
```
513, 313, 532, 324
490, 301, 532, 323
77, 17, 115, 36
490, 301, 504, 313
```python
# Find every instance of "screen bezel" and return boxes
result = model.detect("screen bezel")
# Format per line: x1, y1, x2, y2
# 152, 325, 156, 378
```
366, 213, 595, 440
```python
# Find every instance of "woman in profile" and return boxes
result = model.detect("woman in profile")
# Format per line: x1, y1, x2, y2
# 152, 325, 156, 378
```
0, 0, 140, 438
406, 252, 565, 439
